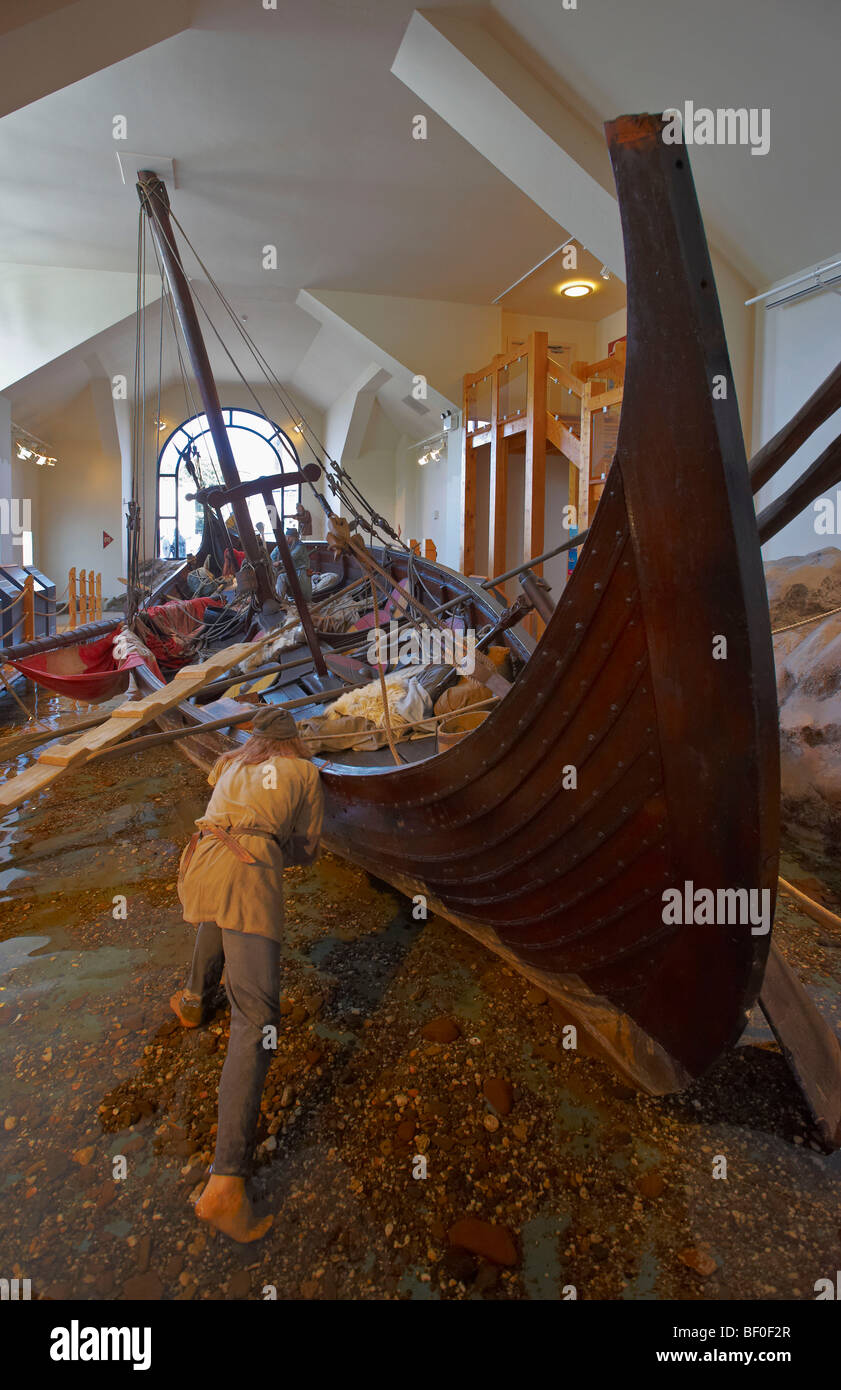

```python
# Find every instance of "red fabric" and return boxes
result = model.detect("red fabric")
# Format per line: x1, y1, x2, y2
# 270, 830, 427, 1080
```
141, 595, 224, 670
146, 596, 221, 633
10, 631, 140, 702
10, 597, 222, 697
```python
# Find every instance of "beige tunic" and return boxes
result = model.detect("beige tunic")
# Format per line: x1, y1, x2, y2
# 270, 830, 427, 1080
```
178, 755, 324, 940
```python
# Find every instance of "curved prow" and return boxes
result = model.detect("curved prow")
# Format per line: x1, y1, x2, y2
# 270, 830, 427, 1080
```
604, 114, 779, 1057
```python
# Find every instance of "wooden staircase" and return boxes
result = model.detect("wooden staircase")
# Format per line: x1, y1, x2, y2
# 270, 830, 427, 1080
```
461, 329, 625, 581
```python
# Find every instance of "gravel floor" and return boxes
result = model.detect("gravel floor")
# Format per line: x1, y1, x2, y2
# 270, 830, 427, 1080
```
0, 705, 839, 1301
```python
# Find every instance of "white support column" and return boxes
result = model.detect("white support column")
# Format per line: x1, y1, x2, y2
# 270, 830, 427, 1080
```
324, 365, 392, 517
0, 395, 11, 567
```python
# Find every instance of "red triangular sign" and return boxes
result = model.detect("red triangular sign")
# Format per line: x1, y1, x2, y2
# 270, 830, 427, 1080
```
103, 531, 114, 549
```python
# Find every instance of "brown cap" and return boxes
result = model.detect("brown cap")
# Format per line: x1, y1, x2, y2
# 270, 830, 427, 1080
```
251, 706, 298, 741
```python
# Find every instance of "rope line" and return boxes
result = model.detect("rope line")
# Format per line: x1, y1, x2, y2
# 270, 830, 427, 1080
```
772, 603, 841, 635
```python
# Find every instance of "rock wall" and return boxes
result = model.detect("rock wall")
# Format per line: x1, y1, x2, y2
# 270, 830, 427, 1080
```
765, 547, 841, 836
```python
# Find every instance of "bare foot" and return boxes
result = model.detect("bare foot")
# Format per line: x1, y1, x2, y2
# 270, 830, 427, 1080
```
194, 1174, 273, 1243
169, 992, 202, 1029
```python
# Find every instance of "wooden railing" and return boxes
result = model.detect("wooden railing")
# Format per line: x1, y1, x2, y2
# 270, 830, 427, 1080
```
67, 568, 103, 629
461, 329, 625, 578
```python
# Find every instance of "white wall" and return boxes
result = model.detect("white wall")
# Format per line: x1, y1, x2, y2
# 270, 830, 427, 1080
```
754, 284, 841, 561
594, 308, 627, 362
501, 311, 596, 365
24, 376, 327, 601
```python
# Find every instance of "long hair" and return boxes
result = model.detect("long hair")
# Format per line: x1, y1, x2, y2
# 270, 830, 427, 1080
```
211, 732, 311, 781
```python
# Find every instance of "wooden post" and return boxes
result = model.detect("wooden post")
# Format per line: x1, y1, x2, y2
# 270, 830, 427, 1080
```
95, 573, 102, 620
460, 396, 477, 575
79, 570, 88, 625
22, 574, 35, 642
588, 379, 605, 519
489, 357, 508, 582
424, 539, 437, 562
68, 569, 77, 630
578, 382, 593, 531
409, 538, 421, 556
261, 485, 328, 678
524, 331, 548, 575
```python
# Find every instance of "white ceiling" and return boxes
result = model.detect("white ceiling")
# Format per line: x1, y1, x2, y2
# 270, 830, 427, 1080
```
492, 0, 841, 288
2, 0, 838, 436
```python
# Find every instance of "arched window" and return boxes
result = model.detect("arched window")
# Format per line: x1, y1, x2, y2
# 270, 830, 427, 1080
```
156, 408, 302, 559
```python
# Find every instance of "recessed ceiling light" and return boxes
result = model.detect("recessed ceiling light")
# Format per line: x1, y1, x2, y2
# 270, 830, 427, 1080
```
558, 282, 593, 298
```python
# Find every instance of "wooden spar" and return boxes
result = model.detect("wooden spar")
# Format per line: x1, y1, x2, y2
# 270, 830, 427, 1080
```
1, 617, 121, 662
136, 171, 274, 605
193, 470, 321, 506
93, 681, 352, 761
261, 485, 328, 676
757, 430, 841, 542
750, 356, 841, 494
760, 943, 841, 1148
0, 629, 282, 815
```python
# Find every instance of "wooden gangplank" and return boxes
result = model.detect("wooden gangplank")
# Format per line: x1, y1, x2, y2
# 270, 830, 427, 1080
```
0, 633, 277, 815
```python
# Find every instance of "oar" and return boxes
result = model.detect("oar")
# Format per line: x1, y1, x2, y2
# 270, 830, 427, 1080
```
750, 357, 841, 494
90, 682, 351, 762
0, 710, 112, 761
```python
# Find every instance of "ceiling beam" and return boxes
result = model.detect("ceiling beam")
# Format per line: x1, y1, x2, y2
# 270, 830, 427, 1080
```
391, 10, 626, 281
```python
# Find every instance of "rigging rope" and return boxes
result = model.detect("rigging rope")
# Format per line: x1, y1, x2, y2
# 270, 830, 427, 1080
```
149, 197, 409, 554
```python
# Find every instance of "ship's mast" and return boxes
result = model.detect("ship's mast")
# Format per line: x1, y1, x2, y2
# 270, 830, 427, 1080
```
136, 170, 275, 604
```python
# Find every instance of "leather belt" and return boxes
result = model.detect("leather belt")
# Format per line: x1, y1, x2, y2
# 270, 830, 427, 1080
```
180, 824, 274, 874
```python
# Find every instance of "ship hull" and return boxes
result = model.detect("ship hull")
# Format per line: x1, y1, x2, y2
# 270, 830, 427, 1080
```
130, 113, 780, 1088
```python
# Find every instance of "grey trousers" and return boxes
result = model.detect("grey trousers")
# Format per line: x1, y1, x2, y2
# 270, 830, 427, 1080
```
185, 921, 281, 1178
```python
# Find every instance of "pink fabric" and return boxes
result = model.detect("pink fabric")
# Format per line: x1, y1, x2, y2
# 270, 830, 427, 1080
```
352, 584, 409, 633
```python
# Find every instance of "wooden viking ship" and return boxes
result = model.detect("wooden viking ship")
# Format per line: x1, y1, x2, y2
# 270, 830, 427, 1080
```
138, 112, 779, 1093
5, 114, 841, 1122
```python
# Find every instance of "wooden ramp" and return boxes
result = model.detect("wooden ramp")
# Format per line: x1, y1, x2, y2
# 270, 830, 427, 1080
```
0, 634, 277, 815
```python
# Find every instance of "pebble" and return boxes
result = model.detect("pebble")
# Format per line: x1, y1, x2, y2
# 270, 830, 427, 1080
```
447, 1217, 518, 1267
637, 1173, 666, 1199
483, 1077, 514, 1116
677, 1246, 718, 1277
134, 1235, 152, 1274
122, 1270, 164, 1299
421, 1017, 461, 1043
227, 1270, 252, 1299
